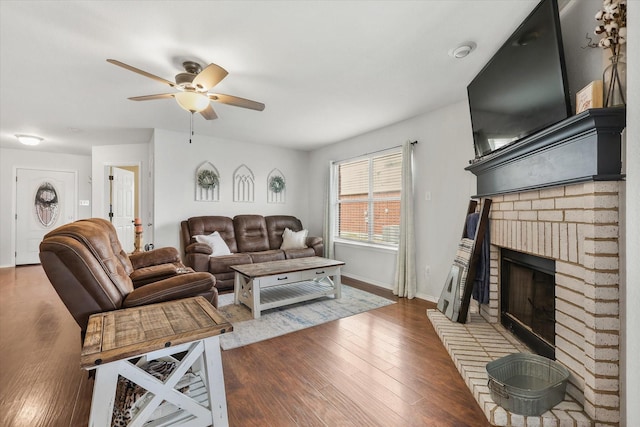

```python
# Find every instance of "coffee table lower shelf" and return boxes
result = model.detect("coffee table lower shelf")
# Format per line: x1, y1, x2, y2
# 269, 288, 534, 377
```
259, 279, 337, 310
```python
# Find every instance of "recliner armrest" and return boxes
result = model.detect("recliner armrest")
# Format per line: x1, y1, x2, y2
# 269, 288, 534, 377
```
129, 247, 181, 269
130, 263, 188, 288
122, 272, 216, 308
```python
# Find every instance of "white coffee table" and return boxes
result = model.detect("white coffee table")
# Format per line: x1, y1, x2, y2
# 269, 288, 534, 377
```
231, 257, 345, 319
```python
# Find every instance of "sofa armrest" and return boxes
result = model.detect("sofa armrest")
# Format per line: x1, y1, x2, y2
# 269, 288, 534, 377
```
122, 272, 216, 308
184, 242, 213, 272
129, 247, 181, 269
185, 242, 213, 256
306, 236, 324, 257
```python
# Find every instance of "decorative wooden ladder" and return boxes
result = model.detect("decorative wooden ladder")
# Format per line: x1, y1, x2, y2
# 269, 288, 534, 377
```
437, 198, 492, 323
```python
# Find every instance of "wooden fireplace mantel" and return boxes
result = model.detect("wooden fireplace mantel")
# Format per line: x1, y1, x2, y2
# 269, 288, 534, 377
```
466, 107, 627, 197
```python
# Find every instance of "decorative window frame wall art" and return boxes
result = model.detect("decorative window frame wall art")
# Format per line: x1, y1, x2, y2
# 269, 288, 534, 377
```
195, 161, 220, 202
267, 169, 286, 204
233, 164, 255, 203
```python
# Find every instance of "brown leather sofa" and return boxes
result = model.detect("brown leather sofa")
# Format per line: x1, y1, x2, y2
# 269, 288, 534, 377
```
39, 218, 218, 335
181, 215, 323, 292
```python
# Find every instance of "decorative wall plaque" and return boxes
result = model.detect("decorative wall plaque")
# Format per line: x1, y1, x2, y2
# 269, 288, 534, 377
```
576, 80, 603, 114
233, 164, 254, 203
195, 161, 220, 202
267, 169, 286, 204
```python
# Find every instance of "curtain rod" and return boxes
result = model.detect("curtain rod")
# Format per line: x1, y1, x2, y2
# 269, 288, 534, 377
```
333, 140, 418, 164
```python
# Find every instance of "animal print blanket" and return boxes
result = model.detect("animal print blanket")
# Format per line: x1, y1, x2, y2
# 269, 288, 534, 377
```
112, 360, 191, 426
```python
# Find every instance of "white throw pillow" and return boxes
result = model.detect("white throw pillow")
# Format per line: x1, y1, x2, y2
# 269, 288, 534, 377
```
194, 231, 232, 257
280, 228, 308, 250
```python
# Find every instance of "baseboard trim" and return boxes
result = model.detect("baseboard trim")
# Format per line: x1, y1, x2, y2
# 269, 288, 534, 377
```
417, 292, 439, 303
342, 274, 438, 303
341, 275, 396, 301
341, 273, 391, 289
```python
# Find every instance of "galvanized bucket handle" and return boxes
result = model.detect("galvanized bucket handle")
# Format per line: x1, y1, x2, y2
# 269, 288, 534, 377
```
488, 377, 509, 399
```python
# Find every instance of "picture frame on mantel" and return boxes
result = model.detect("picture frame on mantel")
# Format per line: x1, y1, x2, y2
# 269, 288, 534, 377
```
576, 80, 603, 114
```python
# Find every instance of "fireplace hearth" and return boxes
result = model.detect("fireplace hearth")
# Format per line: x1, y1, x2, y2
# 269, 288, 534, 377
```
500, 249, 555, 359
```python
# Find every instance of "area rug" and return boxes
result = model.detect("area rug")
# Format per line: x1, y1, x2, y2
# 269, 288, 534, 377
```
216, 284, 395, 350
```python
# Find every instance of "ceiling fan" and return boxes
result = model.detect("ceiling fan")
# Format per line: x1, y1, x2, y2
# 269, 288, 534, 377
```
107, 59, 265, 120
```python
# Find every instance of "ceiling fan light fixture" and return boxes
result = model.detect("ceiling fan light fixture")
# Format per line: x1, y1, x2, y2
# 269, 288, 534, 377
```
15, 134, 43, 146
107, 58, 264, 119
175, 91, 209, 113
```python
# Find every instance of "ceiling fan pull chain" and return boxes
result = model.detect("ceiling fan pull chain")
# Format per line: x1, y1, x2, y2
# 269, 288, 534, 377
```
189, 112, 194, 144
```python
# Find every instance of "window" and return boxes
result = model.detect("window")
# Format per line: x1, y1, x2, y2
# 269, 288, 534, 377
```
334, 149, 402, 246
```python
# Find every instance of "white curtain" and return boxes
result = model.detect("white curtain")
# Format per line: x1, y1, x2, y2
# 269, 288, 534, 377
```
323, 161, 335, 259
393, 140, 417, 299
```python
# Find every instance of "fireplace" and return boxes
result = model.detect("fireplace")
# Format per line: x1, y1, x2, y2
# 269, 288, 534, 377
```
464, 109, 626, 425
475, 181, 624, 426
426, 109, 626, 425
500, 249, 555, 359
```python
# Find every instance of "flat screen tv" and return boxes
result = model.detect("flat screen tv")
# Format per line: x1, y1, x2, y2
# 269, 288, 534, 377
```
467, 0, 571, 159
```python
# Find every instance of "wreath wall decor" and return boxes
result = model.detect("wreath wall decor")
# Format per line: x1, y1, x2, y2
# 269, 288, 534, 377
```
197, 169, 219, 189
269, 176, 286, 193
34, 181, 59, 227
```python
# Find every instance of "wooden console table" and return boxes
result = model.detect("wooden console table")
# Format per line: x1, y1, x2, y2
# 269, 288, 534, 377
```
231, 257, 345, 319
81, 296, 232, 427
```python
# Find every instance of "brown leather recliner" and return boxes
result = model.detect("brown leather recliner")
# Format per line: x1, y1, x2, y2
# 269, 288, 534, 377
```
39, 218, 218, 335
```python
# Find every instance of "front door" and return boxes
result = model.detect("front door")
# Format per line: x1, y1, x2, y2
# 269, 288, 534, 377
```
15, 168, 76, 265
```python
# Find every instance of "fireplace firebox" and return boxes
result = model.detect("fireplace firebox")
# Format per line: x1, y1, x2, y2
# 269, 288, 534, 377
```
500, 249, 555, 359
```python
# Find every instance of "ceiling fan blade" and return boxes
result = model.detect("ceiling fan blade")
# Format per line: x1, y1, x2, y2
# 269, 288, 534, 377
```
200, 104, 218, 120
192, 63, 228, 91
208, 93, 265, 111
107, 59, 176, 88
128, 93, 175, 101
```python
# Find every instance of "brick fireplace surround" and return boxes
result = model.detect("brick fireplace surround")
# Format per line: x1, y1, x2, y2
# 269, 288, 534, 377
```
428, 108, 626, 427
489, 182, 621, 424
429, 181, 621, 427
429, 182, 621, 426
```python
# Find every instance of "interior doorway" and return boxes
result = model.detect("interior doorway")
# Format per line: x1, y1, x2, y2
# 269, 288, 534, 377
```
106, 165, 139, 253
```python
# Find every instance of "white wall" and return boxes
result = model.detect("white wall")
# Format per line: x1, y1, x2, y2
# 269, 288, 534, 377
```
91, 142, 152, 242
622, 2, 639, 425
308, 101, 476, 301
152, 129, 311, 253
560, 0, 604, 112
0, 148, 91, 267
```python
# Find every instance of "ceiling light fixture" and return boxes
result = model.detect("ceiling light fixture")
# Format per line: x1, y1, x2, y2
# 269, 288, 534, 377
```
15, 134, 43, 146
174, 91, 211, 144
449, 42, 477, 59
174, 91, 210, 113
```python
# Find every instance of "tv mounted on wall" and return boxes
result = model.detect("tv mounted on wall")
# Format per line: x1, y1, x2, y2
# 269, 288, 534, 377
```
467, 0, 571, 159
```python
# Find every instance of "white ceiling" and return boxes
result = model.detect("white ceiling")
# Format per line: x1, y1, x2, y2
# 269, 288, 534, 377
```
0, 0, 542, 155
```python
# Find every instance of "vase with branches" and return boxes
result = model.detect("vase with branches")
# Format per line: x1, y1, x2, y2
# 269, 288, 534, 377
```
593, 0, 627, 107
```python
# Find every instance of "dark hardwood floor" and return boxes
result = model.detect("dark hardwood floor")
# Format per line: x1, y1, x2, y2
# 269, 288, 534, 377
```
0, 265, 489, 427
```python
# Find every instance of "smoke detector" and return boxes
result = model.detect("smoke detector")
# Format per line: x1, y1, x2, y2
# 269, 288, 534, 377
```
449, 42, 477, 59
